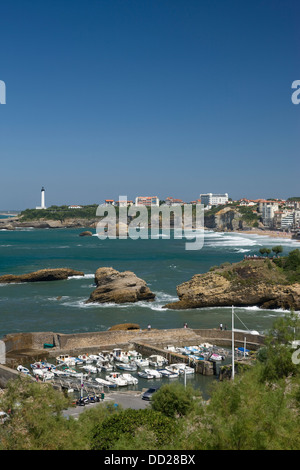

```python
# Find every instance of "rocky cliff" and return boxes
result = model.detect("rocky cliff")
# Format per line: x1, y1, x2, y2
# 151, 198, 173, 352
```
164, 259, 300, 311
0, 218, 98, 230
86, 267, 155, 304
204, 206, 261, 231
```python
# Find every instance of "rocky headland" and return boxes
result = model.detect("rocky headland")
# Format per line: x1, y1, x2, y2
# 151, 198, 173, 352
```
86, 267, 155, 304
163, 257, 300, 311
0, 268, 84, 284
0, 218, 98, 230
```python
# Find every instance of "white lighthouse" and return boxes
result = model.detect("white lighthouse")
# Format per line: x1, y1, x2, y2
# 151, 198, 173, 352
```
36, 187, 47, 210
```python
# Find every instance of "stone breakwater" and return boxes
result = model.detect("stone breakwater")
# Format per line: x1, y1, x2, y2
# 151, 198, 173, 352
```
2, 328, 264, 360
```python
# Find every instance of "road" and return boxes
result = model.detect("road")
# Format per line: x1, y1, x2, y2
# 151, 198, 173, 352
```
63, 390, 150, 419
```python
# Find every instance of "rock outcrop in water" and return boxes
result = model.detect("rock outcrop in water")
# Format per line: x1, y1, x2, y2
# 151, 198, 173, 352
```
0, 268, 84, 284
163, 259, 300, 311
86, 267, 155, 304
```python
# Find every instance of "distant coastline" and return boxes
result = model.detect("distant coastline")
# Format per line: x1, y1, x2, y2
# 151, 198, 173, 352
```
0, 216, 298, 242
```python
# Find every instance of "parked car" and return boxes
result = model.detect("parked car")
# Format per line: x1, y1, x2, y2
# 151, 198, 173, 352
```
141, 387, 159, 401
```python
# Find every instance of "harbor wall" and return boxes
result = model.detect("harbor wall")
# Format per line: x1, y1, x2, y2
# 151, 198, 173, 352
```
0, 364, 22, 388
2, 328, 264, 358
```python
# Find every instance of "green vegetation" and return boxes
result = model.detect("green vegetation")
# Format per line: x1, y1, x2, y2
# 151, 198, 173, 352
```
20, 204, 100, 221
1, 312, 300, 450
273, 248, 300, 283
237, 205, 259, 224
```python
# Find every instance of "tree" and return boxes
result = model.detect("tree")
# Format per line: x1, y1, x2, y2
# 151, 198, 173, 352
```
90, 408, 175, 450
257, 311, 300, 382
259, 247, 267, 256
0, 376, 76, 450
265, 248, 271, 257
151, 383, 199, 418
272, 245, 283, 256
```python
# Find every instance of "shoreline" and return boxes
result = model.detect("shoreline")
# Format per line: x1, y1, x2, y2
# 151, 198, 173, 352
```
0, 218, 299, 243
232, 229, 299, 242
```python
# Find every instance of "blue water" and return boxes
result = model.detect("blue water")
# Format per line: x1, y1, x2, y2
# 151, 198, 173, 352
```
0, 228, 299, 337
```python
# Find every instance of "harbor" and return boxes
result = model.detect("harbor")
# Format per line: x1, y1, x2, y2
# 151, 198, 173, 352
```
0, 327, 263, 401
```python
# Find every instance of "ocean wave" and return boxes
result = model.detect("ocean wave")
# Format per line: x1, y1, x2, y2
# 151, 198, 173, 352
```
67, 273, 95, 280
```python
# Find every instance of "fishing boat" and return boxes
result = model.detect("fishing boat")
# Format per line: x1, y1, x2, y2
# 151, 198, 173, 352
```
78, 354, 93, 364
166, 364, 195, 375
32, 368, 55, 380
144, 368, 162, 378
208, 353, 225, 362
17, 365, 30, 375
121, 374, 138, 385
89, 354, 104, 362
138, 370, 155, 379
116, 362, 137, 371
158, 369, 179, 378
99, 360, 114, 372
82, 365, 97, 373
95, 377, 117, 388
56, 355, 77, 366
112, 348, 131, 363
133, 357, 149, 368
148, 355, 168, 367
105, 372, 128, 387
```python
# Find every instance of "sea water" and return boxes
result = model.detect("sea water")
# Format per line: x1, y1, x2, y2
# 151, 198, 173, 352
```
1, 228, 298, 398
0, 228, 298, 337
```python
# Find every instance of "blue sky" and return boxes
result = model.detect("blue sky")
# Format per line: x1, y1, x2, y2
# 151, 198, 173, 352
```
0, 0, 299, 209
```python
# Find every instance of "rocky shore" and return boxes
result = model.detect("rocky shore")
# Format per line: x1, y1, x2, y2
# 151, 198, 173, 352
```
0, 217, 98, 230
163, 258, 300, 311
0, 268, 84, 284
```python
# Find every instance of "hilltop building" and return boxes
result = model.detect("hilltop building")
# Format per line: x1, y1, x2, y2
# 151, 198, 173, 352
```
135, 196, 159, 206
200, 193, 229, 207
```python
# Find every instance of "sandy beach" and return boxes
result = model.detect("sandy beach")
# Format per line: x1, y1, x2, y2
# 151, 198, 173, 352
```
233, 229, 298, 241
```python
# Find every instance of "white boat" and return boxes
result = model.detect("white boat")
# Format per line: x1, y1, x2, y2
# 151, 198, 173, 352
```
54, 369, 69, 377
148, 355, 168, 367
166, 364, 195, 375
113, 348, 131, 363
209, 353, 224, 362
95, 377, 117, 388
89, 354, 103, 362
134, 357, 149, 368
82, 365, 97, 373
78, 354, 93, 364
17, 365, 30, 375
32, 368, 54, 380
56, 355, 77, 366
138, 370, 155, 379
121, 374, 138, 385
105, 372, 128, 387
99, 360, 114, 372
158, 369, 179, 378
144, 368, 162, 378
116, 362, 137, 371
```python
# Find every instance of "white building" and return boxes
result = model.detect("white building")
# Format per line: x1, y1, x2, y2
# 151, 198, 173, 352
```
135, 196, 159, 207
258, 200, 279, 227
36, 187, 46, 210
281, 213, 294, 230
200, 193, 229, 206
